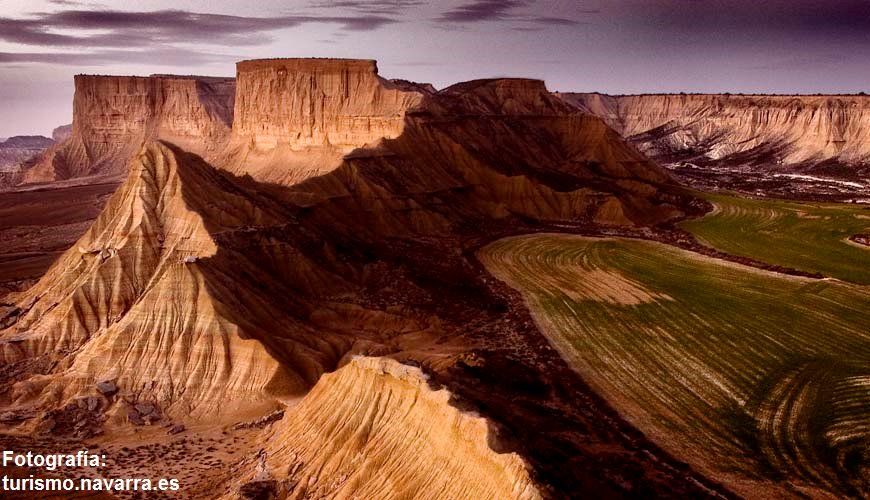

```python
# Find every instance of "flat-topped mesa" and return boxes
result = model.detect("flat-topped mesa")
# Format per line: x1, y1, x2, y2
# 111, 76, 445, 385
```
558, 93, 870, 166
24, 74, 235, 184
71, 74, 235, 153
231, 58, 425, 151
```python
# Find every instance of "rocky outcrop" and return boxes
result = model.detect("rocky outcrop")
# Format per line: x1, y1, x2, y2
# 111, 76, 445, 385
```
442, 78, 576, 116
0, 136, 55, 189
1, 72, 690, 419
25, 75, 235, 184
51, 124, 72, 143
232, 58, 422, 151
251, 356, 541, 499
221, 58, 424, 185
0, 136, 54, 149
1, 142, 349, 420
0, 59, 716, 497
559, 93, 870, 170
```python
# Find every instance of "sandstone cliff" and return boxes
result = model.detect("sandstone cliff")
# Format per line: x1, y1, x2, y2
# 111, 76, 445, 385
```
25, 75, 234, 184
222, 58, 424, 185
559, 93, 870, 172
1, 142, 354, 420
0, 59, 717, 497
233, 59, 422, 150
0, 136, 55, 189
246, 356, 540, 499
1, 73, 690, 418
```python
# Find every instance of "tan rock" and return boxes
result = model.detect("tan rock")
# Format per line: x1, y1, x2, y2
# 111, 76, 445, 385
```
559, 92, 870, 166
257, 356, 541, 500
25, 74, 235, 184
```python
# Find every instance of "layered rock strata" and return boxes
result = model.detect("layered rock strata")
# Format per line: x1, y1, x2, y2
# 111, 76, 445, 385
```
0, 136, 55, 188
247, 357, 541, 499
25, 75, 235, 184
560, 92, 870, 169
0, 59, 720, 497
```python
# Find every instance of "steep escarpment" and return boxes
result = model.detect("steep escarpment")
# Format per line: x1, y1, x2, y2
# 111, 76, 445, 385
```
241, 356, 540, 499
0, 136, 55, 189
1, 59, 720, 497
222, 58, 424, 185
25, 75, 234, 185
560, 92, 870, 170
232, 58, 421, 150
2, 74, 691, 418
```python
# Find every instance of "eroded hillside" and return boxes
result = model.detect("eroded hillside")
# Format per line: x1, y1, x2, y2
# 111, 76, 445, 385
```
0, 136, 55, 189
560, 93, 870, 199
240, 356, 542, 499
0, 59, 723, 498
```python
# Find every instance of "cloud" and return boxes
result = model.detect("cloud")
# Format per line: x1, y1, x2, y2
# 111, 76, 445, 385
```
0, 8, 397, 50
308, 1, 425, 15
435, 1, 584, 28
437, 0, 528, 23
533, 16, 586, 25
47, 0, 96, 5
0, 47, 230, 66
632, 0, 870, 41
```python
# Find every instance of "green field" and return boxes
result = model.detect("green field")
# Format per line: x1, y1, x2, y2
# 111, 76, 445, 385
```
480, 234, 870, 498
679, 193, 870, 284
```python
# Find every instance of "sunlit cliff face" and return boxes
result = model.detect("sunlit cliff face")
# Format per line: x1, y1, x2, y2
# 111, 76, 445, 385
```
24, 74, 235, 184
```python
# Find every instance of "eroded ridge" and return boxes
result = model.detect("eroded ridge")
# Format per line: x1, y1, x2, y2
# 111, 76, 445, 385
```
238, 356, 541, 500
0, 60, 716, 497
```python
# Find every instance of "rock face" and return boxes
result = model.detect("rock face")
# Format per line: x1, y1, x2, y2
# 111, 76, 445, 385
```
1, 73, 690, 419
559, 93, 870, 169
0, 136, 55, 189
254, 356, 541, 500
0, 59, 716, 497
25, 75, 235, 184
222, 58, 424, 185
51, 124, 72, 143
232, 59, 422, 151
1, 142, 341, 420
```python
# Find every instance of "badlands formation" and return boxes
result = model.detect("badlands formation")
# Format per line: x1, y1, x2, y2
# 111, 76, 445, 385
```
0, 58, 724, 498
560, 93, 870, 198
0, 136, 55, 189
26, 74, 235, 184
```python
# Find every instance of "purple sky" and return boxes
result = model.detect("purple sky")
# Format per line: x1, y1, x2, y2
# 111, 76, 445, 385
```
1, 0, 869, 136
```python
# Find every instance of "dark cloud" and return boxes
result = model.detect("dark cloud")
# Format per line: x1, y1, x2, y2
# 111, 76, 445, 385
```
533, 16, 586, 25
0, 9, 397, 50
435, 1, 584, 29
634, 0, 870, 41
438, 0, 528, 23
47, 0, 97, 5
308, 1, 425, 15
